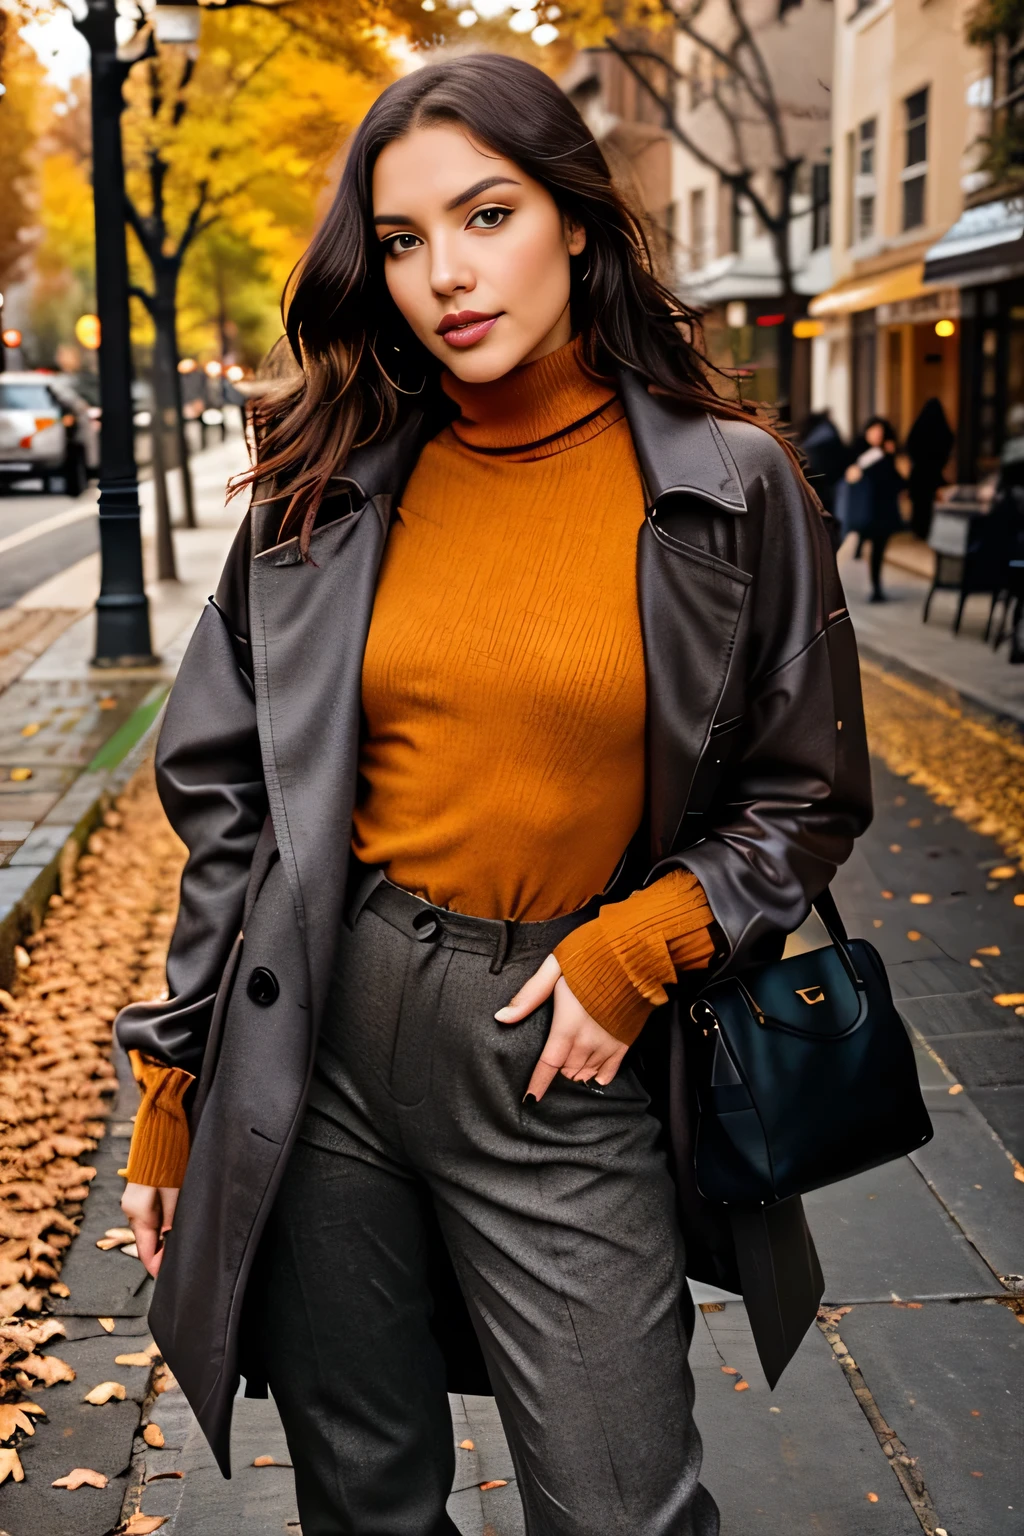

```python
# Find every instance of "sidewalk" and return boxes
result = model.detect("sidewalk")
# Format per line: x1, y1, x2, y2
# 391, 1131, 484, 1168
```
839, 531, 1024, 728
0, 466, 1021, 1536
0, 435, 248, 988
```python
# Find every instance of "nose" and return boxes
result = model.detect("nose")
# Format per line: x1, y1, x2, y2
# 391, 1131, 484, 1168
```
429, 233, 475, 302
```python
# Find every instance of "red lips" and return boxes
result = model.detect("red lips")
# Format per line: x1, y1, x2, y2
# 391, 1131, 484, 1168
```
435, 310, 499, 336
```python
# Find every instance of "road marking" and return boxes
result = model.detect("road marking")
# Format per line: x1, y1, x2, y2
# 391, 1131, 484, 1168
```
0, 499, 97, 557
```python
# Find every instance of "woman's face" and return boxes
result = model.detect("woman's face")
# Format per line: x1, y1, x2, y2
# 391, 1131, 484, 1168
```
372, 124, 585, 383
865, 423, 885, 448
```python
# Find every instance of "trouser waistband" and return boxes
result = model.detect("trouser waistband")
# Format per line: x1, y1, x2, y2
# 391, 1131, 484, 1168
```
344, 856, 605, 975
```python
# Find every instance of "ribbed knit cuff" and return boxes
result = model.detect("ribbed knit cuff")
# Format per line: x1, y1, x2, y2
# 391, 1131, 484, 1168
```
554, 869, 715, 1046
124, 1050, 195, 1189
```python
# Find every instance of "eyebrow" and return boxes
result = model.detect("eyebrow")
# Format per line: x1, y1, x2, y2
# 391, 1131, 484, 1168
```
373, 176, 521, 226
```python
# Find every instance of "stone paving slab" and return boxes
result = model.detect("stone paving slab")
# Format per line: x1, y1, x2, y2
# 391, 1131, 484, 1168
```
135, 1392, 299, 1535
839, 1300, 1024, 1536
0, 1333, 147, 1536
912, 1085, 1024, 1286
968, 1084, 1024, 1163
805, 1158, 999, 1303
898, 988, 1021, 1040
692, 1302, 921, 1535
146, 1390, 527, 1536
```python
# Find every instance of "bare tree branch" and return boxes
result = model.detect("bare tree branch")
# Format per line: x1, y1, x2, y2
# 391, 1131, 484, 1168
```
604, 40, 782, 235
173, 181, 210, 263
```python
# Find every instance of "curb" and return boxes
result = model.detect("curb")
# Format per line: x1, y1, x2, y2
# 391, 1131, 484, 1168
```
0, 684, 170, 989
857, 639, 1024, 737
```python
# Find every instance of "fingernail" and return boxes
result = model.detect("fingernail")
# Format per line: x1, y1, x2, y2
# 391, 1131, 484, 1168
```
522, 1093, 537, 1107
494, 1007, 514, 1021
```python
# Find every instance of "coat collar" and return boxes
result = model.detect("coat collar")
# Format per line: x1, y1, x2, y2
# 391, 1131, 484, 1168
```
615, 369, 747, 514
332, 367, 748, 517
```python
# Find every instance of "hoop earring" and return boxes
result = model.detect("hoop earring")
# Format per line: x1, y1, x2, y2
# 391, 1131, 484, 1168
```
369, 336, 427, 396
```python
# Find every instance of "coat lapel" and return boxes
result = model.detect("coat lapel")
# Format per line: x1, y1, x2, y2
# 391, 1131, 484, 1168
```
618, 373, 752, 860
248, 408, 434, 1024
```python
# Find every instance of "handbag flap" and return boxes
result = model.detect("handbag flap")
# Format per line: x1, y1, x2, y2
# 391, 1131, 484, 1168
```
730, 945, 863, 1036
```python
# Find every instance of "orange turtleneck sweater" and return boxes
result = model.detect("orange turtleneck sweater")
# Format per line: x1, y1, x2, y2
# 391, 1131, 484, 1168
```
124, 339, 714, 1189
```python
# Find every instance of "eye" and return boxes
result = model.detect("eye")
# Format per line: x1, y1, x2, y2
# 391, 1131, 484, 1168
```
381, 232, 422, 257
467, 205, 511, 231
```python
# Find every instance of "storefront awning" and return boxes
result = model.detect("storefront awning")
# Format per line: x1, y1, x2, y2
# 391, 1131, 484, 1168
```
808, 261, 933, 318
923, 198, 1024, 285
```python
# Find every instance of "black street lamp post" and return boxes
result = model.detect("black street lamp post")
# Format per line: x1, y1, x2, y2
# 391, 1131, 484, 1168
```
74, 0, 156, 667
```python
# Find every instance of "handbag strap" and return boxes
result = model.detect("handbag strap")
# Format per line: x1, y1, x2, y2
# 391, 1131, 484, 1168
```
812, 887, 865, 990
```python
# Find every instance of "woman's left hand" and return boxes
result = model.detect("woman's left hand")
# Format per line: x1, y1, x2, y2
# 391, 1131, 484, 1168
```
495, 955, 628, 1102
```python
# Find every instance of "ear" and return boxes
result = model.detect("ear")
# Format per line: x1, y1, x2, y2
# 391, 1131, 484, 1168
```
565, 219, 587, 258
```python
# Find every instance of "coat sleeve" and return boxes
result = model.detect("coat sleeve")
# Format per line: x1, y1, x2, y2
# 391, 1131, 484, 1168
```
115, 514, 267, 1077
654, 429, 873, 970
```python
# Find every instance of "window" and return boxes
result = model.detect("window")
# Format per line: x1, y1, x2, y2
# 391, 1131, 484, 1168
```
0, 384, 56, 411
811, 159, 831, 250
858, 117, 876, 177
690, 188, 707, 268
902, 88, 928, 231
854, 118, 876, 243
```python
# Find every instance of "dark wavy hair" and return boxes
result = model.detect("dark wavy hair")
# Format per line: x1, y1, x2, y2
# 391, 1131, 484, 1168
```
238, 53, 796, 551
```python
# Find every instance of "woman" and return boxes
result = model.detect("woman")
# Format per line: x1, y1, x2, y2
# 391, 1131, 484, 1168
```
904, 397, 954, 542
844, 416, 908, 602
116, 56, 871, 1536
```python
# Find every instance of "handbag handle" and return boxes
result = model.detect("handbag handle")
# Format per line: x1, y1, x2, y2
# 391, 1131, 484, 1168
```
812, 887, 864, 990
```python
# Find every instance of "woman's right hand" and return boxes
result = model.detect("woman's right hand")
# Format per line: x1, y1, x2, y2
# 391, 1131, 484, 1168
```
121, 1183, 180, 1277
845, 463, 863, 484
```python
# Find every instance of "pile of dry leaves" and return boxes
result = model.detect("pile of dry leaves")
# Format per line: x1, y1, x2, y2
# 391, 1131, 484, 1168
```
0, 763, 185, 1401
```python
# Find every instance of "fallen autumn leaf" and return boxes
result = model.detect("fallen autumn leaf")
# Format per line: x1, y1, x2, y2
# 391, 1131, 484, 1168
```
0, 1403, 44, 1441
142, 1423, 165, 1448
0, 1448, 25, 1484
83, 1381, 126, 1405
52, 1467, 108, 1489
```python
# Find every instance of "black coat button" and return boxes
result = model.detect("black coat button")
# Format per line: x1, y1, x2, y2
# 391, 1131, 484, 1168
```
246, 967, 279, 1007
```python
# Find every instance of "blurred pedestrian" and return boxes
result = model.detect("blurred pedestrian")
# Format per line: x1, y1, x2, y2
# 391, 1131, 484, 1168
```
116, 54, 871, 1536
844, 416, 908, 601
799, 409, 848, 515
904, 397, 954, 541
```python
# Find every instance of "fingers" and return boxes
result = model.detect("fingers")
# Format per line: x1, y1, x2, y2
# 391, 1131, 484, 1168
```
495, 954, 561, 1024
593, 1044, 628, 1086
121, 1183, 178, 1279
524, 977, 627, 1102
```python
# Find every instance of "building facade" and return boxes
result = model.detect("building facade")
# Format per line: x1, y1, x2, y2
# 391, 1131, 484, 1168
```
922, 21, 1024, 481
562, 1, 835, 422
809, 0, 988, 446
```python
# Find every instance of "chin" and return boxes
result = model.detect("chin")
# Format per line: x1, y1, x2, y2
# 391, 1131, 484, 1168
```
439, 338, 541, 384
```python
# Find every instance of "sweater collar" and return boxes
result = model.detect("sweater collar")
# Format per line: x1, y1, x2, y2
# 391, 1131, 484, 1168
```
441, 336, 616, 454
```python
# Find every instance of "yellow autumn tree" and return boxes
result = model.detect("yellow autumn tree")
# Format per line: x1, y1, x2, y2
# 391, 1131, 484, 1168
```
0, 21, 46, 297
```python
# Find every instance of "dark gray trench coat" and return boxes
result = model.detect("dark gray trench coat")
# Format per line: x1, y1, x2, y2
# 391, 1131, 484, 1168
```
116, 373, 872, 1476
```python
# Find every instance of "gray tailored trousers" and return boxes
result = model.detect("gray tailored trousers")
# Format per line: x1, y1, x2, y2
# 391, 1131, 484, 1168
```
255, 862, 720, 1536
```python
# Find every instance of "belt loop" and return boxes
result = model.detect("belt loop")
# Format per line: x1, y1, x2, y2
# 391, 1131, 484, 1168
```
344, 865, 386, 931
489, 918, 517, 975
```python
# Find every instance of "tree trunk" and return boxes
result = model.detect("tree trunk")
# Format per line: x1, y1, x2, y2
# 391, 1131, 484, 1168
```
149, 368, 178, 582
153, 272, 196, 530
771, 170, 799, 423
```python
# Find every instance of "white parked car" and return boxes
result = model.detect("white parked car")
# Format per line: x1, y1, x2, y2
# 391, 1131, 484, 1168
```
0, 372, 95, 495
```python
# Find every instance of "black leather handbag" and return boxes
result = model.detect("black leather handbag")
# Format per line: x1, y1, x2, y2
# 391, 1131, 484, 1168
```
690, 889, 933, 1206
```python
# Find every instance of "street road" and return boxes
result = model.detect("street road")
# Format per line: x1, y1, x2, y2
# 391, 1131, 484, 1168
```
0, 485, 98, 608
